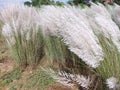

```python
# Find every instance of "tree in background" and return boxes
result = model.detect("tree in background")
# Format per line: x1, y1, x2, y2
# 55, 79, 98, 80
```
24, 0, 65, 7
24, 0, 55, 7
55, 1, 64, 6
113, 0, 120, 5
67, 0, 83, 5
68, 0, 120, 5
24, 1, 32, 6
32, 0, 53, 6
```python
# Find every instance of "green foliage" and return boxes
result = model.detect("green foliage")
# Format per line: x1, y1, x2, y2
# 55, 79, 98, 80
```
67, 0, 83, 5
114, 0, 120, 5
0, 68, 22, 86
0, 23, 3, 41
24, 0, 55, 7
8, 86, 16, 90
45, 36, 75, 69
45, 36, 65, 63
55, 1, 64, 6
67, 0, 120, 5
24, 69, 54, 90
32, 0, 52, 6
24, 0, 65, 7
24, 1, 32, 6
96, 34, 120, 81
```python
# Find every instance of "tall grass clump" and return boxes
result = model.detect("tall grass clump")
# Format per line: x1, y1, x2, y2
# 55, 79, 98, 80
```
38, 6, 93, 73
39, 5, 103, 68
85, 3, 120, 52
84, 3, 120, 89
40, 3, 120, 89
1, 5, 45, 68
96, 34, 120, 89
44, 36, 73, 68
44, 35, 91, 75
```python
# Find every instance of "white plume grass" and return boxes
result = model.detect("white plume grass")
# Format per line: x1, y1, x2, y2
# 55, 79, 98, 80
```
107, 4, 120, 27
85, 3, 120, 53
1, 5, 104, 68
84, 4, 120, 89
2, 3, 120, 90
1, 5, 40, 45
43, 68, 92, 89
106, 77, 120, 89
1, 5, 45, 66
39, 5, 103, 68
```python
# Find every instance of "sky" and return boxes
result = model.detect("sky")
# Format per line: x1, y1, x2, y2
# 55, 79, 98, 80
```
0, 0, 31, 7
54, 0, 68, 2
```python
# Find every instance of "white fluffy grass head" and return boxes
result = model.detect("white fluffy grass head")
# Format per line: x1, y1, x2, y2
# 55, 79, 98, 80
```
43, 68, 92, 89
39, 5, 103, 68
1, 5, 104, 68
106, 77, 120, 89
1, 5, 41, 46
85, 3, 120, 53
108, 4, 120, 27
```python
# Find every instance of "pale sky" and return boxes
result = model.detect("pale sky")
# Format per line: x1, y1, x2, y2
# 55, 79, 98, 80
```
54, 0, 69, 2
0, 0, 31, 7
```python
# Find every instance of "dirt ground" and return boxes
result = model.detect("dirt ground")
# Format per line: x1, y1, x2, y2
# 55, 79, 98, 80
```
0, 39, 14, 74
45, 84, 74, 90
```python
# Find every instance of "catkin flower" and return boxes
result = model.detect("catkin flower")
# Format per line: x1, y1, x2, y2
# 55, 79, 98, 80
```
43, 68, 91, 89
106, 77, 120, 89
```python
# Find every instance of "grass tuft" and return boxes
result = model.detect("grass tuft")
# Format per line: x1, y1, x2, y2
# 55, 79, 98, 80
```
0, 68, 22, 86
24, 68, 54, 90
10, 28, 45, 68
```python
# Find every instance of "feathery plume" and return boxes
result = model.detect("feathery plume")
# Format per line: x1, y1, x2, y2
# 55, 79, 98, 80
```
2, 23, 15, 46
43, 68, 92, 89
108, 4, 120, 27
85, 3, 120, 52
39, 5, 103, 68
1, 5, 40, 45
106, 77, 120, 89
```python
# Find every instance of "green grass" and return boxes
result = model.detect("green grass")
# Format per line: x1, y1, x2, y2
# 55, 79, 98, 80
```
8, 86, 16, 90
95, 34, 120, 89
45, 36, 93, 75
24, 68, 54, 90
45, 36, 76, 69
45, 36, 67, 65
0, 68, 22, 86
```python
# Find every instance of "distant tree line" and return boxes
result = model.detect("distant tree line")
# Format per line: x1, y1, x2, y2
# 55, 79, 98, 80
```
24, 0, 64, 7
67, 0, 120, 5
24, 0, 120, 7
